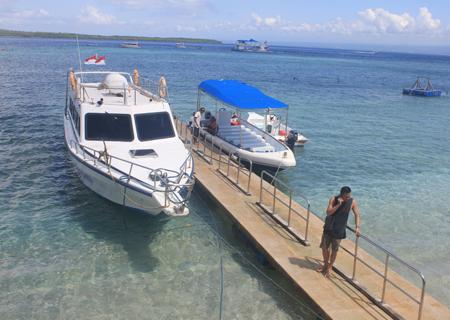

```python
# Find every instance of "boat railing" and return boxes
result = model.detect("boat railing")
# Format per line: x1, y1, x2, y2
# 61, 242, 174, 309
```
70, 71, 162, 106
68, 139, 194, 206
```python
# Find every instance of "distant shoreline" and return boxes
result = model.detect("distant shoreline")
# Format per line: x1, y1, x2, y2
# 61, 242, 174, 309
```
0, 28, 222, 44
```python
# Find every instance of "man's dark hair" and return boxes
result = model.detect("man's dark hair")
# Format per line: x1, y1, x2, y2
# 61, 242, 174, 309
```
340, 186, 352, 195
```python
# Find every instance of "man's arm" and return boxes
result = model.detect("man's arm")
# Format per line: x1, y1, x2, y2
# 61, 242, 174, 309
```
352, 199, 361, 236
326, 196, 342, 216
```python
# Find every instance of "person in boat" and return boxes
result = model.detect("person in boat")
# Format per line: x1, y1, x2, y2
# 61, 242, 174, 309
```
96, 98, 104, 107
206, 116, 218, 135
318, 186, 361, 278
193, 107, 205, 142
230, 113, 240, 126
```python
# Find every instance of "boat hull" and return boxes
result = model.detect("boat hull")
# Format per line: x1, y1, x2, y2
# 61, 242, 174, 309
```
68, 149, 167, 216
402, 88, 442, 97
198, 131, 296, 171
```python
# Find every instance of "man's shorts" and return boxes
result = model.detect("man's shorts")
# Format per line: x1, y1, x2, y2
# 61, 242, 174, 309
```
320, 232, 341, 252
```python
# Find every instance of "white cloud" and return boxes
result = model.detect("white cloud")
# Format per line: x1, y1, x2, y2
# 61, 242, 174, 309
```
0, 8, 50, 25
251, 13, 282, 28
112, 0, 210, 10
78, 6, 116, 25
358, 8, 415, 33
417, 7, 440, 31
10, 9, 49, 19
249, 7, 443, 37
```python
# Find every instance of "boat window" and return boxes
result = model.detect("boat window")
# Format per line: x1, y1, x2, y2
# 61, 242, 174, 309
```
134, 112, 175, 141
85, 113, 134, 141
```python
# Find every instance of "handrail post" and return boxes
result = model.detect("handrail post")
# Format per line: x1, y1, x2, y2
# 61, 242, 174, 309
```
272, 180, 276, 214
418, 280, 426, 320
352, 235, 359, 280
246, 160, 252, 194
305, 203, 310, 241
381, 254, 390, 303
236, 156, 241, 184
287, 190, 293, 226
210, 135, 214, 164
218, 145, 222, 171
226, 152, 231, 177
259, 171, 264, 203
203, 131, 206, 155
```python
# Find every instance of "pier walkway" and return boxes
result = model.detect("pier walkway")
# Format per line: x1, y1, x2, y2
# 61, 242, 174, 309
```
174, 118, 450, 320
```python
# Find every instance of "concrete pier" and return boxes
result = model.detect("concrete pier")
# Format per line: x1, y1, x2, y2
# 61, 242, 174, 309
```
175, 119, 450, 320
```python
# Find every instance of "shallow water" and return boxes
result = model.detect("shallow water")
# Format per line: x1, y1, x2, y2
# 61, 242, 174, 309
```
0, 37, 449, 319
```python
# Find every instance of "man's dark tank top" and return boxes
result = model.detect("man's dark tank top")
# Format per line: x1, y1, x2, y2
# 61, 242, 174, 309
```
323, 197, 353, 239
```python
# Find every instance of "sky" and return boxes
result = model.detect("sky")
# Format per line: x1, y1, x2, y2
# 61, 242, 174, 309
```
1, 0, 450, 47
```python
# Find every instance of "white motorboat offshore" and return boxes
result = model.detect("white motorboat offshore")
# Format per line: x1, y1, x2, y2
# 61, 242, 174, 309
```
232, 39, 268, 53
195, 80, 296, 172
246, 112, 308, 147
64, 70, 195, 216
120, 42, 140, 48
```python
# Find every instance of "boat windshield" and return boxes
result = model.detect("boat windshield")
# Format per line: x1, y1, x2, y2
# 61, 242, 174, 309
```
134, 112, 175, 141
85, 113, 134, 141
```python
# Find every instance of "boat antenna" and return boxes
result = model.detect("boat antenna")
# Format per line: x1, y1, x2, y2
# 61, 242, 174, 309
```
76, 35, 83, 81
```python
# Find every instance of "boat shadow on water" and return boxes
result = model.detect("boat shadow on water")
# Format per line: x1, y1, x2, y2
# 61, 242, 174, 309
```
63, 158, 168, 273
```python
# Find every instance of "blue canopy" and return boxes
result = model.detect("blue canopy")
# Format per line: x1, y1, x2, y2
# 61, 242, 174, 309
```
198, 80, 288, 110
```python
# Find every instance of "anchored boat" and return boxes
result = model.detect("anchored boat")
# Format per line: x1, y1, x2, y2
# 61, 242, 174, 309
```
246, 112, 308, 147
195, 79, 296, 172
64, 70, 194, 216
403, 77, 442, 97
120, 42, 140, 48
232, 39, 268, 53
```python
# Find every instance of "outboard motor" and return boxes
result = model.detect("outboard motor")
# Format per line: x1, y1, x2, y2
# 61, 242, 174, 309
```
286, 130, 298, 150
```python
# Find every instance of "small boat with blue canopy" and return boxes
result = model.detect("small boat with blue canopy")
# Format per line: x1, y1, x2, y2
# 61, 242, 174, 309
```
195, 79, 296, 172
403, 77, 442, 97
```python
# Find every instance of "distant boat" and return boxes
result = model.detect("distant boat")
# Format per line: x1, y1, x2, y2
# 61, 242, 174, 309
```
403, 77, 442, 97
120, 42, 140, 48
84, 54, 106, 65
232, 39, 268, 53
175, 42, 186, 48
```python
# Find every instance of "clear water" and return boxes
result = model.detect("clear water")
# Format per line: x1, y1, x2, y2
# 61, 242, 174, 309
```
0, 37, 449, 319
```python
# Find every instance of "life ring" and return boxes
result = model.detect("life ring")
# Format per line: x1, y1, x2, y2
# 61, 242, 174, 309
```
69, 69, 77, 91
132, 68, 140, 86
158, 76, 168, 98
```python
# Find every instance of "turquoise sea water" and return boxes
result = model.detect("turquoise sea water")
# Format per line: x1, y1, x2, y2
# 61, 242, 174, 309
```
0, 37, 449, 318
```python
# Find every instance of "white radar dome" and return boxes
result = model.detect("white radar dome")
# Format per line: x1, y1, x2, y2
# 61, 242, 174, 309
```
101, 73, 128, 89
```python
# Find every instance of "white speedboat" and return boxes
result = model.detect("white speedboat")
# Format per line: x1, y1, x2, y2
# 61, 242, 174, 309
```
64, 70, 194, 216
196, 80, 296, 172
232, 39, 268, 52
120, 42, 140, 48
246, 112, 308, 147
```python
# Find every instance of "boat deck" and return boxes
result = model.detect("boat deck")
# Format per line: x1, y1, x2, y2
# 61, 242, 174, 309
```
174, 119, 450, 320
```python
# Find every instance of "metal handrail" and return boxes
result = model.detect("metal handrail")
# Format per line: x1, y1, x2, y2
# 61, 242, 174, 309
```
173, 115, 253, 196
336, 225, 426, 320
256, 170, 311, 245
172, 114, 426, 319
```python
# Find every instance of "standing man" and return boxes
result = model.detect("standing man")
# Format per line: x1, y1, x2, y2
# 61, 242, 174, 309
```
318, 186, 361, 277
193, 107, 205, 143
